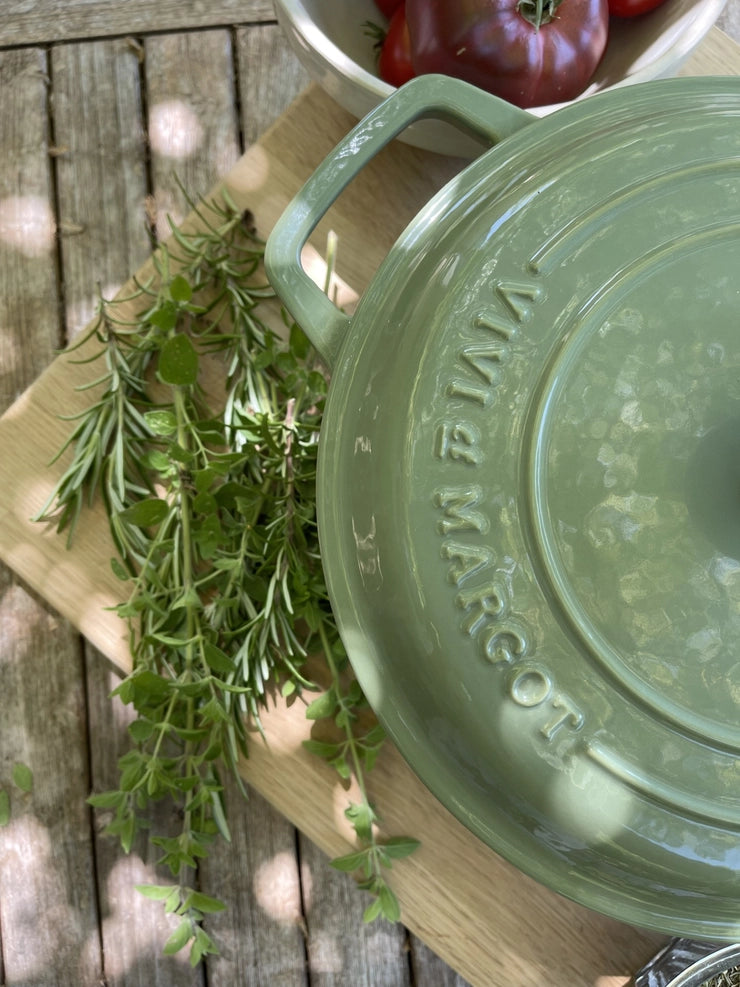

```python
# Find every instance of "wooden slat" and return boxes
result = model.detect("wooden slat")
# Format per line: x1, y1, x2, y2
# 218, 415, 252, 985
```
0, 49, 62, 398
298, 834, 411, 987
235, 23, 311, 149
49, 38, 201, 984
144, 30, 242, 238
142, 29, 312, 985
0, 569, 101, 985
0, 0, 275, 46
85, 658, 206, 987
199, 778, 309, 987
50, 38, 151, 337
719, 3, 740, 38
409, 939, 471, 987
0, 46, 102, 987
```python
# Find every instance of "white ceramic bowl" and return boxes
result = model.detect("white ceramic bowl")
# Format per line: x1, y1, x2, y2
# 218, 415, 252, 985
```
273, 0, 728, 156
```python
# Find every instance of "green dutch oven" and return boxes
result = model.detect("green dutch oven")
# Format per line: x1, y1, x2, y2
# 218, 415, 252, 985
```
265, 73, 740, 940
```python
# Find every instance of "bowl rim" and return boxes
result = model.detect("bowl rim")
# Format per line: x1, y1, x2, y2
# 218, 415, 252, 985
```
273, 0, 729, 118
274, 0, 394, 102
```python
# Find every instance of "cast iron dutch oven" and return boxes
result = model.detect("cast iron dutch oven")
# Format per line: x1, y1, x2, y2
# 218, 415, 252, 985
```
265, 74, 740, 939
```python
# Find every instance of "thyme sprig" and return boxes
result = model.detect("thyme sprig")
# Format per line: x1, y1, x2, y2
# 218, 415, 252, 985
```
34, 190, 418, 963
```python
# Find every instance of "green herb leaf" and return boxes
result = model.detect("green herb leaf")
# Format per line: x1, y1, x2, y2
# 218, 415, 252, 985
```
330, 849, 369, 873
135, 883, 178, 901
382, 836, 421, 860
164, 888, 180, 914
0, 789, 10, 826
88, 790, 125, 809
345, 801, 376, 843
363, 896, 383, 923
128, 718, 156, 743
162, 918, 192, 955
289, 321, 311, 360
110, 557, 130, 581
145, 410, 178, 436
12, 762, 33, 793
169, 274, 192, 303
117, 498, 169, 527
202, 642, 236, 675
302, 738, 341, 760
189, 926, 218, 966
148, 302, 177, 331
305, 690, 337, 720
158, 333, 199, 386
378, 883, 401, 923
183, 890, 227, 914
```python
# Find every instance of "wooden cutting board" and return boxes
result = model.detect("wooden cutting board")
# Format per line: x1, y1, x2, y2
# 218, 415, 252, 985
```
0, 32, 736, 987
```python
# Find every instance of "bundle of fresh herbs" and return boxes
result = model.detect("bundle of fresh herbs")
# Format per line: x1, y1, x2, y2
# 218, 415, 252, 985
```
34, 190, 418, 965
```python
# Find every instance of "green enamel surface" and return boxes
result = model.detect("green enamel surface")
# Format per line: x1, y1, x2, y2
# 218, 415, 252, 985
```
270, 76, 740, 939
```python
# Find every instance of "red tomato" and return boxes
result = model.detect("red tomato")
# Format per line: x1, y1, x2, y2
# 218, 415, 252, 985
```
378, 6, 415, 88
374, 0, 404, 16
609, 0, 667, 15
406, 0, 609, 109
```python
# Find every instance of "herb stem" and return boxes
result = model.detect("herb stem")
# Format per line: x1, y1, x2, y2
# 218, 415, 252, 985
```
41, 190, 418, 960
317, 621, 369, 804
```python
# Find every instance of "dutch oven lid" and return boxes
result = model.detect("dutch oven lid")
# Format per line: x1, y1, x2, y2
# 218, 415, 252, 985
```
266, 75, 740, 939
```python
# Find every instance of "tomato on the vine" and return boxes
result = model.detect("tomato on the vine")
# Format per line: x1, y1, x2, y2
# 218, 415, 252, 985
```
378, 6, 415, 88
405, 0, 609, 109
608, 0, 667, 15
374, 0, 404, 18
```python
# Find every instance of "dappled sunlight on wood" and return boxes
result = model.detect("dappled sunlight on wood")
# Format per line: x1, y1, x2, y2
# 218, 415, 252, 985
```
148, 99, 204, 160
306, 929, 345, 975
0, 195, 56, 257
253, 850, 305, 924
94, 856, 190, 979
0, 813, 97, 982
0, 814, 53, 982
0, 579, 45, 644
152, 185, 186, 241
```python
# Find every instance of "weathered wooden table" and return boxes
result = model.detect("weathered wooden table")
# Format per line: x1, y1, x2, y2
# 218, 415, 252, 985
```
1, 4, 740, 986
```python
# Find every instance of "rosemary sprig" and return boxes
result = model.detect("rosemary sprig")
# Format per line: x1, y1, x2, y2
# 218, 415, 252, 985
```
34, 190, 418, 963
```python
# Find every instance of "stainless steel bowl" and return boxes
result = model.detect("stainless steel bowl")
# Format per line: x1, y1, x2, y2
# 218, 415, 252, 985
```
273, 0, 728, 155
635, 941, 740, 986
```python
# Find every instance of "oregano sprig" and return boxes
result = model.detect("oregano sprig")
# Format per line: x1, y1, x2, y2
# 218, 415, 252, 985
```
34, 189, 419, 962
305, 623, 420, 923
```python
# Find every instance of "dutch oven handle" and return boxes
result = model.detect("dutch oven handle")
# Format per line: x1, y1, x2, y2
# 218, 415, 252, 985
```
265, 74, 534, 369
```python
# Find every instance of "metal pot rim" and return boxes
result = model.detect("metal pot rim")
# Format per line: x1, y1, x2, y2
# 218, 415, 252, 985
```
668, 944, 740, 986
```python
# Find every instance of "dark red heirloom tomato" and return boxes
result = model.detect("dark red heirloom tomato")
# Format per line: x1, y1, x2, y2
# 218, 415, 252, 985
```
609, 0, 667, 15
405, 0, 609, 109
374, 0, 404, 18
378, 6, 415, 87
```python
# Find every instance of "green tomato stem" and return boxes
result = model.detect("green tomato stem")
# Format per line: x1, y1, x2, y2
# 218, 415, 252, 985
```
517, 0, 564, 28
